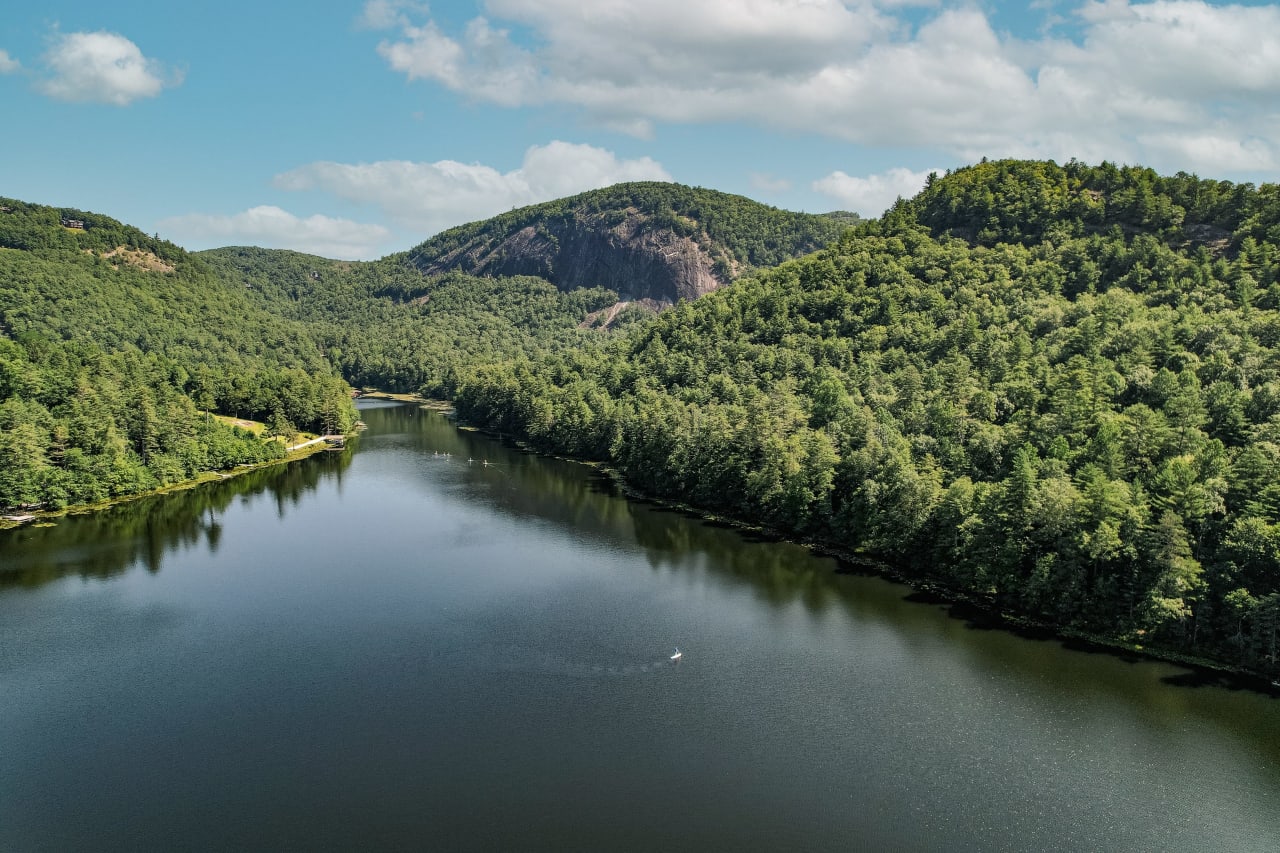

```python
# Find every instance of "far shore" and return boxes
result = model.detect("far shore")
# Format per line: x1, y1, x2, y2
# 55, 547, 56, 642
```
0, 424, 344, 530
356, 389, 453, 410
1, 395, 430, 530
445, 405, 1280, 692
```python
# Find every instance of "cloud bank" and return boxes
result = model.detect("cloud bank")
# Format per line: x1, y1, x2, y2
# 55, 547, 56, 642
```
157, 206, 392, 260
364, 0, 1280, 175
274, 140, 672, 236
159, 142, 668, 259
813, 167, 941, 217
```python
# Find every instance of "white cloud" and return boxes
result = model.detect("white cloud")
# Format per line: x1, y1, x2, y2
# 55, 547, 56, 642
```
1137, 131, 1275, 173
38, 31, 179, 105
376, 16, 537, 106
370, 0, 1280, 177
813, 167, 941, 217
0, 50, 19, 74
274, 140, 672, 236
157, 206, 392, 260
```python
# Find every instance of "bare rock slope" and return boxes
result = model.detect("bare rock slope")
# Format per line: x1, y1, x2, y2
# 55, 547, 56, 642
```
399, 182, 856, 307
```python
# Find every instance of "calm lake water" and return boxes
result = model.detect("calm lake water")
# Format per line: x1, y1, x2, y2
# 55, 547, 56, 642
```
3, 400, 1280, 851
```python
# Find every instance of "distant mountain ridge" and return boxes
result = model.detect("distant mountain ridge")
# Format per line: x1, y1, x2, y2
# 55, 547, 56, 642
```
392, 182, 857, 306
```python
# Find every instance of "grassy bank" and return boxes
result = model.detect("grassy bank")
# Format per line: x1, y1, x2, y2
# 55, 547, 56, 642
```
0, 417, 343, 530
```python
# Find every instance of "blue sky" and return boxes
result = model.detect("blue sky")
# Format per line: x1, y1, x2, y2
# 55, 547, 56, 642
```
3, 1, 1279, 259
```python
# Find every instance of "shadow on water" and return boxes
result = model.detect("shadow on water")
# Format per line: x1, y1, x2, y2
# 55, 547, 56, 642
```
366, 406, 1280, 763
11, 402, 1280, 765
903, 584, 1280, 695
0, 449, 353, 589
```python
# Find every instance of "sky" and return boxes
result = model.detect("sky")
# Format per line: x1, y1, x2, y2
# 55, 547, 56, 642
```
3, 0, 1280, 260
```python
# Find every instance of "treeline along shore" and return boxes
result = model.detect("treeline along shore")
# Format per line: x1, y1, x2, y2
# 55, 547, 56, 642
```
7, 162, 1280, 678
449, 161, 1280, 679
0, 198, 358, 514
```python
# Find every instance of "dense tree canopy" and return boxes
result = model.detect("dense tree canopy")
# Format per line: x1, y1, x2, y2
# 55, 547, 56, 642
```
0, 199, 356, 510
445, 161, 1280, 675
199, 247, 622, 398
11, 162, 1280, 677
397, 181, 858, 277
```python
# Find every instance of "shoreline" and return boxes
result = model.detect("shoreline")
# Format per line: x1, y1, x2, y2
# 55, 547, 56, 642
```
447, 409, 1280, 695
0, 436, 341, 530
356, 389, 453, 410
11, 392, 1274, 693
608, 468, 1278, 691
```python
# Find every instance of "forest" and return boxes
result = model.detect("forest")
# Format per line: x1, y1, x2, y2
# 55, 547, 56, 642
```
443, 160, 1280, 675
0, 199, 357, 510
396, 181, 859, 279
198, 247, 621, 397
8, 160, 1280, 676
197, 184, 858, 398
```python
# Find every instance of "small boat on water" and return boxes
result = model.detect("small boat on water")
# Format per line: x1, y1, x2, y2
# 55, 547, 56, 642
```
670, 648, 682, 662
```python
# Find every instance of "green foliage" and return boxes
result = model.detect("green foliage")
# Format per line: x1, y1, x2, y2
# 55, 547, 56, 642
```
15, 165, 1280, 677
445, 162, 1280, 675
0, 201, 356, 511
0, 337, 291, 508
0, 196, 186, 263
905, 158, 1257, 248
199, 247, 617, 398
395, 181, 855, 275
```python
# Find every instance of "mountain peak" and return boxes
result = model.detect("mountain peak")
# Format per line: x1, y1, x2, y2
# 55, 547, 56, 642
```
395, 182, 855, 306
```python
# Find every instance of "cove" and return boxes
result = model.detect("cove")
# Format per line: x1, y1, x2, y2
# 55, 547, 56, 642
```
2, 400, 1279, 852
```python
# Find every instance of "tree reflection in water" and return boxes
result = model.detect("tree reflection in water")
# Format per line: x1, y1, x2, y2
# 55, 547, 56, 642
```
0, 448, 354, 590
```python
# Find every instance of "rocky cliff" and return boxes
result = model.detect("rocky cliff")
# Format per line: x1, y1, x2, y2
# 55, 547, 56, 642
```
417, 207, 722, 305
399, 182, 855, 307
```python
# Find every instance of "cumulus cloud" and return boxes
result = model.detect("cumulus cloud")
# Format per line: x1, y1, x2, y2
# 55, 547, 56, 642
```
157, 207, 391, 260
813, 167, 941, 217
1137, 131, 1275, 173
274, 140, 672, 236
0, 50, 19, 74
376, 16, 537, 106
38, 31, 180, 105
374, 0, 894, 120
369, 0, 1280, 176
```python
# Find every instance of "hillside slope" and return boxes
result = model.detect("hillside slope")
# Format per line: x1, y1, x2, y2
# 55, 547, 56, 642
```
198, 246, 620, 396
450, 160, 1280, 677
394, 182, 856, 306
0, 199, 356, 510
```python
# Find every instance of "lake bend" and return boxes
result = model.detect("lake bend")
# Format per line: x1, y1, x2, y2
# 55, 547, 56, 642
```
3, 400, 1280, 851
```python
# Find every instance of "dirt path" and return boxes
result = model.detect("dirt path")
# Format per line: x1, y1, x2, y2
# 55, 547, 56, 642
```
286, 437, 330, 451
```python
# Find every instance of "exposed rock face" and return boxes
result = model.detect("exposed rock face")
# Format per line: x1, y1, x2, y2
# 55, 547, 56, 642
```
417, 208, 725, 306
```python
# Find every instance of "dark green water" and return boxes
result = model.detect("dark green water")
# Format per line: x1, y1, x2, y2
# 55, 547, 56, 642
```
3, 401, 1279, 851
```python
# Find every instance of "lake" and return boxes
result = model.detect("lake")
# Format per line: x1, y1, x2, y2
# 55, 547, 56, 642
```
3, 400, 1279, 851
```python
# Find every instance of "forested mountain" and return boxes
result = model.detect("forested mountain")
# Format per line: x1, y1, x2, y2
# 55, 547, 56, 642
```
200, 183, 859, 398
0, 199, 356, 511
394, 182, 857, 306
446, 160, 1280, 676
199, 247, 620, 397
13, 162, 1280, 677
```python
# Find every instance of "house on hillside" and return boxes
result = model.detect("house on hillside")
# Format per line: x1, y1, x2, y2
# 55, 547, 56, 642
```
61, 218, 85, 229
